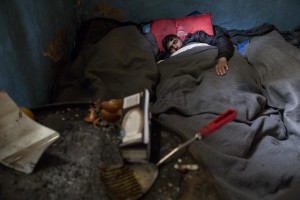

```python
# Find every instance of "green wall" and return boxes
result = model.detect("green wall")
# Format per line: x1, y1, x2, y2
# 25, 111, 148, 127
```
0, 0, 79, 107
86, 0, 300, 30
0, 0, 299, 107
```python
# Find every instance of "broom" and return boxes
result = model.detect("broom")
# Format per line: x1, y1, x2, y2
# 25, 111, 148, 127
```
101, 109, 237, 200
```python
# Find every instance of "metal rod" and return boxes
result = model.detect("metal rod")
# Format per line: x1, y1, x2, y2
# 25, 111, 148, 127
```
156, 134, 199, 167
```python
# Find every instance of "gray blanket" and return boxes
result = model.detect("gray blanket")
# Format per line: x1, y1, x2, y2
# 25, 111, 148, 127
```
54, 26, 300, 200
54, 25, 159, 102
152, 31, 300, 200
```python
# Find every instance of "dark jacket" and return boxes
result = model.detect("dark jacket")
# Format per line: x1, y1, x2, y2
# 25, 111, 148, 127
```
183, 25, 234, 60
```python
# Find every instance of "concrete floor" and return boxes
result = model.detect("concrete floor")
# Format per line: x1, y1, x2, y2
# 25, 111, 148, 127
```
0, 104, 224, 200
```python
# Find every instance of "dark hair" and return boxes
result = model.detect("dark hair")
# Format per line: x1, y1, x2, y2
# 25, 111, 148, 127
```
162, 34, 180, 53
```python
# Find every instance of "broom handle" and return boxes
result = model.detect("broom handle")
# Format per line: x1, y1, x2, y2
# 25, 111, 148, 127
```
156, 109, 237, 166
199, 109, 237, 137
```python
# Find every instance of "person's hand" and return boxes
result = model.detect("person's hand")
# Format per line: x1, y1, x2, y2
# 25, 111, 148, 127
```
215, 57, 229, 76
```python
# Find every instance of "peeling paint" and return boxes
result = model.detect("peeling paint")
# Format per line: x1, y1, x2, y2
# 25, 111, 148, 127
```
43, 29, 67, 63
92, 1, 126, 21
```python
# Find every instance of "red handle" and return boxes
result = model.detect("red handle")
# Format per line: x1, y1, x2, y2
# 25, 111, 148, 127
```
199, 109, 237, 137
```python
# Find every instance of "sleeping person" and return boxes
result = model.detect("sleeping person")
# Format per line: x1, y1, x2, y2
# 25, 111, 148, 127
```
159, 25, 234, 76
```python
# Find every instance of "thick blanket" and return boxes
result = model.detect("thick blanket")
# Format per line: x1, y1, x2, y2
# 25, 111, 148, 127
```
151, 31, 300, 200
54, 25, 159, 102
53, 24, 300, 199
245, 30, 300, 135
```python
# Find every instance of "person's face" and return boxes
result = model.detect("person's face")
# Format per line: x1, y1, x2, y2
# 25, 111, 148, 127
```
167, 38, 183, 54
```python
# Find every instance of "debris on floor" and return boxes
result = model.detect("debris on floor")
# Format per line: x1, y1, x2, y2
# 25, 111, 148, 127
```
0, 104, 224, 200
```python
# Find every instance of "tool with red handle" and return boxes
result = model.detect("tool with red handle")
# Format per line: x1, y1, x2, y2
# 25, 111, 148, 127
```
101, 109, 237, 200
156, 109, 237, 166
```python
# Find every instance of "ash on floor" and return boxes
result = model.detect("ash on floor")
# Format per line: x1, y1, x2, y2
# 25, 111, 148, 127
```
0, 105, 224, 200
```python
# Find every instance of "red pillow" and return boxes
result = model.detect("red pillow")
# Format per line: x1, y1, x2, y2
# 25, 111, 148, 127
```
150, 13, 214, 51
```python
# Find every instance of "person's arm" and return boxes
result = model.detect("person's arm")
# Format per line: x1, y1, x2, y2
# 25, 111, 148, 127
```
213, 25, 234, 60
213, 25, 235, 75
184, 26, 234, 75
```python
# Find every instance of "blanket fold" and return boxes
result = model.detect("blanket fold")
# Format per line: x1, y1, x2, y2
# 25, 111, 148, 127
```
151, 33, 300, 200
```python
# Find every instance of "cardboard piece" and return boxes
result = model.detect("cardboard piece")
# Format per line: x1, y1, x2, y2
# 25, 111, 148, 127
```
0, 90, 60, 174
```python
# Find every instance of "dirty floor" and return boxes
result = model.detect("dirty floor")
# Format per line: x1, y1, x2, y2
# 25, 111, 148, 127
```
0, 104, 225, 200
